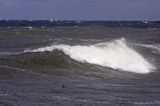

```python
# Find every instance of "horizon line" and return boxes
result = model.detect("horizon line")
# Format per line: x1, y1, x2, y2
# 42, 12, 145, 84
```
0, 19, 160, 21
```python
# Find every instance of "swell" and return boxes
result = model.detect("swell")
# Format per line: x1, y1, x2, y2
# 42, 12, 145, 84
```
5, 50, 96, 71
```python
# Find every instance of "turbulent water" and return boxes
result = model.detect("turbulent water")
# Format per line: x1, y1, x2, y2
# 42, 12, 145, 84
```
25, 38, 155, 74
0, 26, 160, 105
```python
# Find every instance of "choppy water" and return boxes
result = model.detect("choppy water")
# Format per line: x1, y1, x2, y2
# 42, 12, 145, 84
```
0, 26, 160, 105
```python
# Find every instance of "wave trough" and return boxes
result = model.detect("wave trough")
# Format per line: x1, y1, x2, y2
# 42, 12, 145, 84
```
25, 38, 155, 74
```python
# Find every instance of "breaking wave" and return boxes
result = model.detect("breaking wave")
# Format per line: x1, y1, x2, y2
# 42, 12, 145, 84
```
25, 38, 156, 74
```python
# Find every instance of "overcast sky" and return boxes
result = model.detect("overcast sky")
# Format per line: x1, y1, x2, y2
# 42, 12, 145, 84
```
0, 0, 160, 20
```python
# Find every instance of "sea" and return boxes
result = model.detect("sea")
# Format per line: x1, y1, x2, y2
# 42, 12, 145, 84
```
0, 20, 160, 106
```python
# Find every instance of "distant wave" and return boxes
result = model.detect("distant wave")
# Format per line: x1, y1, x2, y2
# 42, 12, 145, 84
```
25, 38, 156, 74
132, 43, 160, 54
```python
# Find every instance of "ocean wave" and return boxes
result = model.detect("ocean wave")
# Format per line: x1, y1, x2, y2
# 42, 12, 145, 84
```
0, 52, 23, 56
24, 38, 156, 74
132, 43, 160, 54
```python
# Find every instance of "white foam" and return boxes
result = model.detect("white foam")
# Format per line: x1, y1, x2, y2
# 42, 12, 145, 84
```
25, 38, 156, 74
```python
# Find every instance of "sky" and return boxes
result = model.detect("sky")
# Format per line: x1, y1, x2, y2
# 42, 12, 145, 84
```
0, 0, 160, 20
